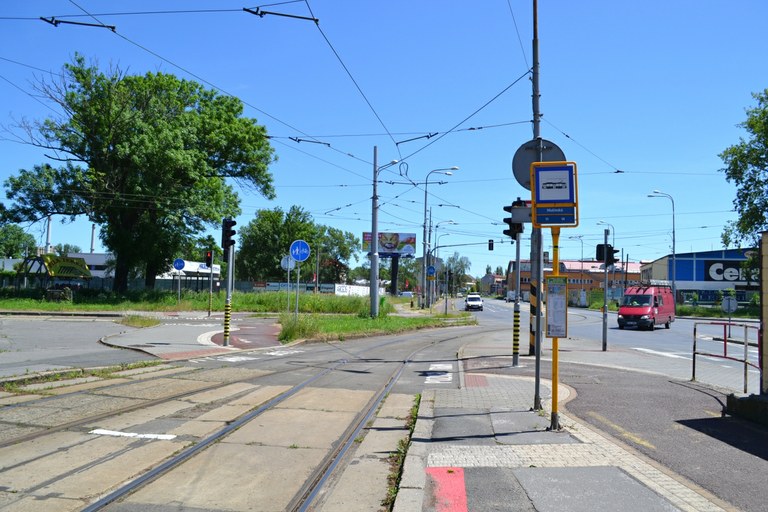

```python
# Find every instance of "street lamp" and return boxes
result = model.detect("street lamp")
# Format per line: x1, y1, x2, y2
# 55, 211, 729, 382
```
568, 235, 584, 305
370, 147, 398, 317
422, 167, 458, 308
432, 221, 456, 306
648, 190, 676, 304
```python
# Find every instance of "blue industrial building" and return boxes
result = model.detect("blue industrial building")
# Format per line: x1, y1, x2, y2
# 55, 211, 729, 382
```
641, 248, 758, 303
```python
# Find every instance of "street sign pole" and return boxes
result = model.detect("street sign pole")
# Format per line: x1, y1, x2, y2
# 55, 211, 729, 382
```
208, 249, 213, 317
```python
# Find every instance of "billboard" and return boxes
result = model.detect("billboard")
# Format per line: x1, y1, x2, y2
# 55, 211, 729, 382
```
362, 232, 417, 256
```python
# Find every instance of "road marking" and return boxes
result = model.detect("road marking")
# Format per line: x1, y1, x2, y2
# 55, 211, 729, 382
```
426, 467, 468, 512
89, 429, 176, 440
216, 356, 260, 362
632, 347, 690, 360
586, 412, 656, 450
264, 349, 304, 357
424, 363, 454, 384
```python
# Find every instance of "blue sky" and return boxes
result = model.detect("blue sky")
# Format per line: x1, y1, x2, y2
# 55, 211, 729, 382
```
2, 1, 767, 275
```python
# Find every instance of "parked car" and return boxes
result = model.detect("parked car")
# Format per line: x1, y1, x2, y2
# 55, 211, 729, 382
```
617, 285, 675, 330
399, 291, 414, 298
464, 294, 483, 311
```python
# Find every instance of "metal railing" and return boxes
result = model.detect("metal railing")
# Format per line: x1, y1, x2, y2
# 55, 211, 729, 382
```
692, 321, 761, 394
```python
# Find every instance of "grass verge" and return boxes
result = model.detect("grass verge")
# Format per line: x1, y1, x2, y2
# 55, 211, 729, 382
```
277, 313, 476, 343
0, 360, 166, 394
382, 394, 421, 510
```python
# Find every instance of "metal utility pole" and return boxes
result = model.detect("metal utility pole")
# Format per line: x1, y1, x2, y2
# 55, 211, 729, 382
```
370, 146, 380, 318
513, 232, 522, 367
602, 228, 609, 351
531, 0, 544, 411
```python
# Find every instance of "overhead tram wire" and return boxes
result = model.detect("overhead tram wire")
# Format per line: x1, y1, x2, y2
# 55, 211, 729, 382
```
396, 69, 532, 163
302, 0, 400, 158
56, 0, 376, 172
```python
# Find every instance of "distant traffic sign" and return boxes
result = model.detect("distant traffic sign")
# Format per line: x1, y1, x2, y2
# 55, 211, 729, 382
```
173, 258, 185, 270
290, 239, 311, 262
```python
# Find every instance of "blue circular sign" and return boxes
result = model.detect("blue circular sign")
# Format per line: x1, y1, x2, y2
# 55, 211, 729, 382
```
427, 265, 436, 276
290, 239, 311, 262
173, 258, 185, 270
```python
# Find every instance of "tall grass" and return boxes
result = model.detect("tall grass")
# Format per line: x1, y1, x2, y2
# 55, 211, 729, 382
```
0, 289, 390, 315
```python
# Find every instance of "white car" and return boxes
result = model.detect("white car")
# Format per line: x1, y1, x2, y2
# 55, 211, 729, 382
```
464, 294, 483, 311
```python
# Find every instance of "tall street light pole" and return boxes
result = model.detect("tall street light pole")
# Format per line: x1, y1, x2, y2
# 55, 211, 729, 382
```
370, 146, 398, 317
648, 190, 676, 305
433, 221, 456, 307
422, 167, 458, 308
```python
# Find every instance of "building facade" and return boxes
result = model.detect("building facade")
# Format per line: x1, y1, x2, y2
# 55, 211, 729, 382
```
641, 248, 757, 303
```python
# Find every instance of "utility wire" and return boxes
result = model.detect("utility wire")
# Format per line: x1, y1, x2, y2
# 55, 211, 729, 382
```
303, 0, 400, 157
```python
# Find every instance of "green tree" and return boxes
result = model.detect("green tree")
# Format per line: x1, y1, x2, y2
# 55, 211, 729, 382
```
0, 225, 37, 258
53, 243, 82, 256
237, 206, 316, 282
237, 206, 359, 284
3, 55, 275, 292
315, 226, 360, 284
447, 252, 471, 295
720, 89, 768, 247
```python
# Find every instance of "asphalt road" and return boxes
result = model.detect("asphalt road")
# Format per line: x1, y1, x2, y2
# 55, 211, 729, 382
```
0, 315, 154, 379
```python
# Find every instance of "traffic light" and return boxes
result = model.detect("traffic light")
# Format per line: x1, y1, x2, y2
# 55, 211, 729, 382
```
488, 239, 494, 251
502, 205, 524, 238
221, 217, 237, 257
205, 250, 213, 267
596, 243, 606, 261
596, 244, 619, 265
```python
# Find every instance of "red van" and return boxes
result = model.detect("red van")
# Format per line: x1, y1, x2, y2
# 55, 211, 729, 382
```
617, 285, 675, 330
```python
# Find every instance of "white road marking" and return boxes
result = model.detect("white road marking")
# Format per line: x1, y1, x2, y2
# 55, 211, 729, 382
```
424, 363, 454, 384
264, 349, 304, 356
89, 429, 176, 440
216, 356, 260, 362
632, 347, 690, 360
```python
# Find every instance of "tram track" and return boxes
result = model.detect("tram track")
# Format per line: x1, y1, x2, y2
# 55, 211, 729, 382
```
0, 326, 489, 511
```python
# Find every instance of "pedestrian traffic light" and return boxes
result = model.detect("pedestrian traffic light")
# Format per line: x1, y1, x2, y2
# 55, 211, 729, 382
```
488, 239, 494, 251
221, 217, 237, 256
502, 205, 524, 238
205, 250, 213, 267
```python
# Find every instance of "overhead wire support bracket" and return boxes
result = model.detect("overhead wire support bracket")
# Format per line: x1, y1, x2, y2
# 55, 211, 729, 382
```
243, 8, 319, 24
39, 16, 115, 31
395, 132, 438, 146
289, 137, 330, 147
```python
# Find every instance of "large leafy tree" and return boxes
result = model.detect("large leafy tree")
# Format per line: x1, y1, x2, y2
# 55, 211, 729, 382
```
0, 225, 37, 258
237, 206, 359, 284
315, 226, 359, 284
446, 252, 471, 295
237, 206, 316, 282
720, 89, 768, 248
3, 55, 275, 292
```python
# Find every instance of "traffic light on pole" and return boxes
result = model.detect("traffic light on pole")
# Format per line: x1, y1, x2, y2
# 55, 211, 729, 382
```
502, 205, 524, 238
205, 250, 213, 267
596, 244, 606, 261
606, 244, 619, 266
221, 217, 237, 257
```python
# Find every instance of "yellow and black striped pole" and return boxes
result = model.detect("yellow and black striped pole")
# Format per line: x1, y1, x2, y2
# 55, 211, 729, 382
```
529, 279, 538, 356
513, 304, 520, 366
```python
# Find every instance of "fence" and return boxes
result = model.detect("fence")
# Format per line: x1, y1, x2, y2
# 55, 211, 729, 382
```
692, 321, 761, 394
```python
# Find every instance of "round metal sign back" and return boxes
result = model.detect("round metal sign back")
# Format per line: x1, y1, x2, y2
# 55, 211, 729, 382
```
512, 138, 566, 190
281, 255, 296, 271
